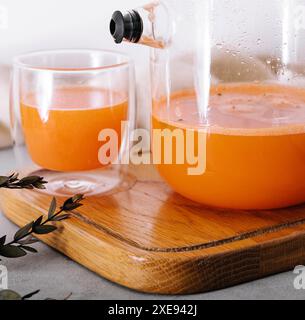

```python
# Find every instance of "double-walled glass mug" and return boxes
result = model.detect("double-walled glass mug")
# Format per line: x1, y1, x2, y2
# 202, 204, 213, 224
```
111, 0, 305, 210
11, 50, 136, 197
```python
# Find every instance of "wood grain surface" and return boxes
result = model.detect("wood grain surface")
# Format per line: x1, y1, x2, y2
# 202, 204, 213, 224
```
1, 165, 305, 294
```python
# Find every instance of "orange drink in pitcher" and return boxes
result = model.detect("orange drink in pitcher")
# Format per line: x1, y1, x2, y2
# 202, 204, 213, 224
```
110, 1, 305, 210
153, 84, 305, 210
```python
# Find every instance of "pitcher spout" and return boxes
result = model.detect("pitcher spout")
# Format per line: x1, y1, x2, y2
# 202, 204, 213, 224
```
110, 1, 171, 49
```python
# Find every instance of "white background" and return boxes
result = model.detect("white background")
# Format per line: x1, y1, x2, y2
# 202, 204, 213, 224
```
0, 0, 301, 128
0, 0, 150, 127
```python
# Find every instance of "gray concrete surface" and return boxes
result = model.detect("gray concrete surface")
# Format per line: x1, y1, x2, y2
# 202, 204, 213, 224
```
0, 148, 305, 300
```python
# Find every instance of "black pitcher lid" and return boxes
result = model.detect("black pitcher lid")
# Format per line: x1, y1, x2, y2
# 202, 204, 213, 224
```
110, 10, 143, 44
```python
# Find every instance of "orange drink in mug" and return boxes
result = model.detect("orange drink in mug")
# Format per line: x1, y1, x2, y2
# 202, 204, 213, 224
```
11, 50, 135, 197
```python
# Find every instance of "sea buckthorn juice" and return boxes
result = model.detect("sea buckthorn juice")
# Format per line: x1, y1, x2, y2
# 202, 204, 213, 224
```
110, 0, 305, 209
152, 83, 305, 210
12, 50, 135, 197
21, 87, 128, 172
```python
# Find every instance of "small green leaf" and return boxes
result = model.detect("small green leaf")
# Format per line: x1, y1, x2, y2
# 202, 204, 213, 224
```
22, 290, 40, 300
0, 176, 9, 187
0, 236, 6, 246
62, 194, 84, 211
63, 203, 83, 211
0, 290, 22, 300
52, 214, 70, 222
18, 236, 39, 245
20, 246, 38, 253
62, 198, 73, 210
48, 197, 57, 219
0, 245, 27, 258
33, 225, 57, 235
33, 216, 43, 227
14, 221, 33, 241
72, 194, 84, 203
8, 173, 19, 181
33, 182, 47, 190
18, 176, 40, 185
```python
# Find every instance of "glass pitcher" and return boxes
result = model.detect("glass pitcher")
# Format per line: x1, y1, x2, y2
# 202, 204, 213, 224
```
110, 0, 305, 210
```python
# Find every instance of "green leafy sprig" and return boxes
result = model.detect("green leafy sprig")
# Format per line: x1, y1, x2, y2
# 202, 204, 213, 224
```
0, 194, 84, 259
0, 174, 47, 190
0, 173, 85, 300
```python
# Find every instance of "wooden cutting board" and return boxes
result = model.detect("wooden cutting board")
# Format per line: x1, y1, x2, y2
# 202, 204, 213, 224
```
1, 164, 305, 295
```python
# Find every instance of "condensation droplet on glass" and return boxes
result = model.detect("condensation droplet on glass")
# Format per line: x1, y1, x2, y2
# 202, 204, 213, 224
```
175, 107, 182, 118
216, 43, 223, 50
